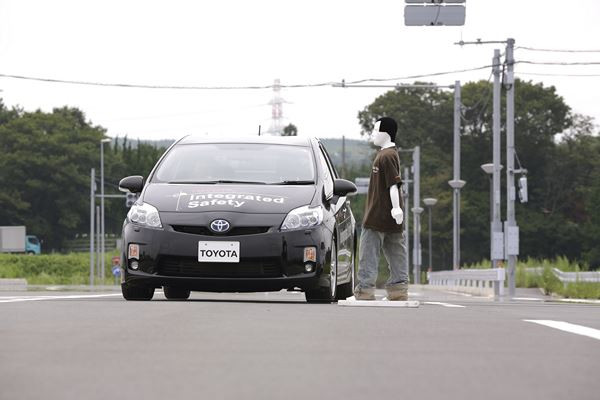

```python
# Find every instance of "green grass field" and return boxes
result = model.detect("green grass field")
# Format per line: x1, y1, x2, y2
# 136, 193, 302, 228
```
0, 252, 120, 285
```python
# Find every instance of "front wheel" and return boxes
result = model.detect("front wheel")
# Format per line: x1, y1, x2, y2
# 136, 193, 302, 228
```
163, 286, 191, 300
336, 239, 355, 300
305, 237, 337, 303
121, 283, 155, 301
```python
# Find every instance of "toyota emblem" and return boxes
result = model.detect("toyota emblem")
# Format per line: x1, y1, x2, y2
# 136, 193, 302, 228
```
210, 219, 231, 233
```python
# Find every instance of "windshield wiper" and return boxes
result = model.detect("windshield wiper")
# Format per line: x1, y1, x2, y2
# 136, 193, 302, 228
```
168, 180, 267, 185
168, 181, 218, 184
269, 180, 315, 185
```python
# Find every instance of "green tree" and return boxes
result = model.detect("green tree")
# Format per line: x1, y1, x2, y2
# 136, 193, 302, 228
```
0, 106, 106, 250
282, 123, 298, 136
357, 79, 587, 269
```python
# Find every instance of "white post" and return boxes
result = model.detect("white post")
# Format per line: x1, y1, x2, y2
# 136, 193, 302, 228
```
89, 168, 95, 287
100, 141, 106, 281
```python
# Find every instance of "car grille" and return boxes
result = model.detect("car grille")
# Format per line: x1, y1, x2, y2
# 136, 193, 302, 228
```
171, 225, 270, 236
157, 256, 282, 278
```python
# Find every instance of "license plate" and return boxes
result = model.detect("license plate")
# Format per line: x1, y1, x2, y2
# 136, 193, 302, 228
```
198, 241, 240, 263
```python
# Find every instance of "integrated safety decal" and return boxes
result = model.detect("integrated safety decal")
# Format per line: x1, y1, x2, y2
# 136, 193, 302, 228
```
177, 192, 286, 210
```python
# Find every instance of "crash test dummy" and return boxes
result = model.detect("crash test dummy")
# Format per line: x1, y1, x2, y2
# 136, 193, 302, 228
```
354, 117, 408, 301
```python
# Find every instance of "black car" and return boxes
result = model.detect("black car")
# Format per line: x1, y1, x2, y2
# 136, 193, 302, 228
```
118, 136, 357, 303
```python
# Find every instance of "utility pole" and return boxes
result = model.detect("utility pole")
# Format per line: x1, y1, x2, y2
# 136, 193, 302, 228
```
89, 168, 95, 287
505, 38, 518, 297
491, 49, 504, 275
342, 135, 346, 179
412, 146, 423, 284
403, 167, 411, 279
96, 205, 101, 281
448, 81, 465, 270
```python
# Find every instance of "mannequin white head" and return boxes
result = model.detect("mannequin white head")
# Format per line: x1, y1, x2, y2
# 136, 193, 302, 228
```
371, 121, 392, 148
371, 117, 397, 149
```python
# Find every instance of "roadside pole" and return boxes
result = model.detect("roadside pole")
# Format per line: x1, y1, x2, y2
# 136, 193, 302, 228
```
100, 141, 106, 281
402, 167, 411, 281
96, 205, 101, 281
491, 49, 505, 296
89, 168, 95, 287
505, 38, 518, 297
412, 146, 423, 283
448, 81, 465, 270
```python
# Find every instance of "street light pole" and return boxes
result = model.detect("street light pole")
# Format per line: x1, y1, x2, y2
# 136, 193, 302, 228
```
401, 167, 412, 277
412, 146, 423, 284
423, 198, 438, 273
100, 138, 111, 282
89, 168, 95, 287
448, 80, 465, 270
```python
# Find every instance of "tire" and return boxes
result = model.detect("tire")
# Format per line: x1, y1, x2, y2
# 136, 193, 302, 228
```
163, 286, 191, 300
336, 236, 356, 300
121, 283, 155, 301
305, 237, 337, 303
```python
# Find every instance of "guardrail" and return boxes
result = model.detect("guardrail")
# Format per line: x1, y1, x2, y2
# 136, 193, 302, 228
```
427, 268, 505, 296
526, 267, 600, 283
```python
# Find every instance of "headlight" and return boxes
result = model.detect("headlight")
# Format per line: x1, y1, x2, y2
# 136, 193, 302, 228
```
127, 202, 162, 228
280, 205, 323, 231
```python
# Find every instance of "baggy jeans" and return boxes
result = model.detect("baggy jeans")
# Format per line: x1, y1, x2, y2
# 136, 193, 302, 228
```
356, 227, 408, 289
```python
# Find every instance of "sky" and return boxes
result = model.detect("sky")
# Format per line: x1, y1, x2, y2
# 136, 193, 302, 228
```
0, 0, 599, 141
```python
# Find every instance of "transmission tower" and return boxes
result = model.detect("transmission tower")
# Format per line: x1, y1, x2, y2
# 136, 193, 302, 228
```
267, 78, 286, 135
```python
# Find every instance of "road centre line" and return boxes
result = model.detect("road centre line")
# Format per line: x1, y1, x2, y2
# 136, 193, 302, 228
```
423, 301, 466, 308
0, 293, 122, 303
524, 320, 600, 341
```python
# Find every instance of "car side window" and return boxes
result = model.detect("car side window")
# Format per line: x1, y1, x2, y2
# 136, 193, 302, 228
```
319, 145, 339, 179
317, 149, 334, 199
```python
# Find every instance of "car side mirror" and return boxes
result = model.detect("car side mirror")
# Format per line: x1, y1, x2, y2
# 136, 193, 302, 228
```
119, 175, 144, 193
333, 179, 357, 197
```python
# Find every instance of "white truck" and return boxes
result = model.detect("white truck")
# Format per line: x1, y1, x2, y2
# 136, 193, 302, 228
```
0, 226, 41, 254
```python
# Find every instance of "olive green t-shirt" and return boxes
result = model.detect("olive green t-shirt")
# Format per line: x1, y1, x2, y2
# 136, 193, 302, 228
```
363, 147, 403, 233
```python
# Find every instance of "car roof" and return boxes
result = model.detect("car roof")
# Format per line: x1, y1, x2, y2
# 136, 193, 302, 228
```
177, 135, 313, 147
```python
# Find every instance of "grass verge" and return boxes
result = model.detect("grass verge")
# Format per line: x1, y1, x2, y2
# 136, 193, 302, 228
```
0, 252, 120, 285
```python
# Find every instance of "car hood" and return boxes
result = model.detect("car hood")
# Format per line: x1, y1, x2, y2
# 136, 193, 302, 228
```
142, 183, 317, 214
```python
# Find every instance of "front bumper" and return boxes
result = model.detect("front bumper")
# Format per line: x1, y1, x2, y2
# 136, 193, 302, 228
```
121, 219, 333, 292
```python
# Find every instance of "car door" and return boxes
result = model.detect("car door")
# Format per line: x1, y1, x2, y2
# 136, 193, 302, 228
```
318, 143, 353, 285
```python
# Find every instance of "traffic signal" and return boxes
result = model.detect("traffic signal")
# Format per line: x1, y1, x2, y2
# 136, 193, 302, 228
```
518, 176, 528, 203
126, 192, 138, 208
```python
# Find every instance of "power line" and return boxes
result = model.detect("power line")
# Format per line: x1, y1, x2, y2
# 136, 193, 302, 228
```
517, 71, 600, 77
517, 60, 600, 66
0, 64, 495, 91
516, 46, 600, 53
0, 73, 332, 90
343, 64, 494, 85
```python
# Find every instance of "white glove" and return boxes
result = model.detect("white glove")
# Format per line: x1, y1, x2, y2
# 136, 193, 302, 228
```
391, 207, 403, 225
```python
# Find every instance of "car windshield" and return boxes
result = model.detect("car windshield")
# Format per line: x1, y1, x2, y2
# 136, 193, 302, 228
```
152, 143, 316, 184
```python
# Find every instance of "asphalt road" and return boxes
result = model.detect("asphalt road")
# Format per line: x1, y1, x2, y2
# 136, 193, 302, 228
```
1, 287, 599, 400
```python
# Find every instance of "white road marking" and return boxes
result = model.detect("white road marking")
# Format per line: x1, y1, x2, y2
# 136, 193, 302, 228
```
0, 293, 122, 303
512, 297, 544, 301
558, 298, 600, 305
423, 301, 466, 308
524, 320, 600, 341
338, 297, 420, 307
443, 290, 473, 297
